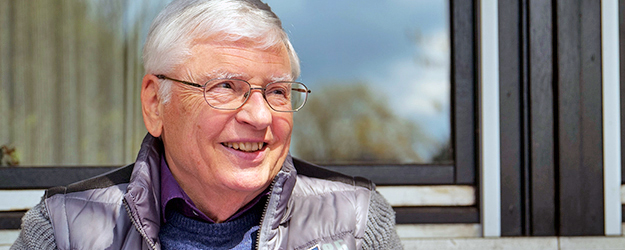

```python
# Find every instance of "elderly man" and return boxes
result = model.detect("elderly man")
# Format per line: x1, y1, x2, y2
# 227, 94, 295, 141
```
12, 0, 401, 249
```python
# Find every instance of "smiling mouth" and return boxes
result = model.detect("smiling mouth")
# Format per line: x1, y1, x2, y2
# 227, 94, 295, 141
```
222, 142, 266, 152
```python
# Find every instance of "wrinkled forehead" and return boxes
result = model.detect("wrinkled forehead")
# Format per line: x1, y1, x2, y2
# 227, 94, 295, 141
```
177, 37, 293, 82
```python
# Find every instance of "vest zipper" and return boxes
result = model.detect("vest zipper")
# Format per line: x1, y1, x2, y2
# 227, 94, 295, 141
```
123, 199, 158, 250
256, 178, 277, 250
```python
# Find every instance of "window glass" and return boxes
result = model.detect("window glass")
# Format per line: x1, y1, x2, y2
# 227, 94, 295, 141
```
267, 0, 451, 164
0, 0, 450, 166
0, 0, 167, 166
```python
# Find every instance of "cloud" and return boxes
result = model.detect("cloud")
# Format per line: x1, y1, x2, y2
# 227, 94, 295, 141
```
366, 56, 449, 116
268, 0, 452, 142
360, 28, 451, 141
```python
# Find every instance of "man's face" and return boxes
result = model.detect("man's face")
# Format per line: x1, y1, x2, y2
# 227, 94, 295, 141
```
159, 39, 293, 196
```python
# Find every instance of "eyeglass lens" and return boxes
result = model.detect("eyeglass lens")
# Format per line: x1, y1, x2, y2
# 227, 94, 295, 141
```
203, 79, 308, 111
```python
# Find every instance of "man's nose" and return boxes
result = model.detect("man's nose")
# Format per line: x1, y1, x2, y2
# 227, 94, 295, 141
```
235, 90, 272, 129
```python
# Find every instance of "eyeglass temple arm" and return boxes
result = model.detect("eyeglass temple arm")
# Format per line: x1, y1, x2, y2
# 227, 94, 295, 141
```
155, 74, 203, 88
292, 88, 311, 93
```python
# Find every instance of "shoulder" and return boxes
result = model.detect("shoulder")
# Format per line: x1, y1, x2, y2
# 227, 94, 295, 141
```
45, 163, 135, 198
43, 163, 135, 224
290, 158, 374, 208
291, 157, 374, 190
290, 158, 403, 249
289, 158, 374, 237
12, 165, 135, 250
41, 164, 137, 250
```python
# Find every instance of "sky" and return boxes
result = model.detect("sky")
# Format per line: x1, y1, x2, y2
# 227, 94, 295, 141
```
266, 0, 451, 159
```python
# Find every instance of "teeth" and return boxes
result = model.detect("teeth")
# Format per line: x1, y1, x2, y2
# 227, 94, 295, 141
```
224, 142, 264, 152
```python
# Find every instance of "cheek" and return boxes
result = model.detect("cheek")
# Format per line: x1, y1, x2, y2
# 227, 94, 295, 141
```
195, 111, 232, 139
273, 115, 294, 142
162, 101, 206, 141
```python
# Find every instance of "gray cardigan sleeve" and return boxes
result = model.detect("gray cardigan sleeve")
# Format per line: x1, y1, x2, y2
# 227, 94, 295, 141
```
362, 190, 403, 250
10, 200, 57, 250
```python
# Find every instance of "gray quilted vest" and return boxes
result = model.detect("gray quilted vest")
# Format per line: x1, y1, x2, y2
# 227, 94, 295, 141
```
44, 135, 373, 250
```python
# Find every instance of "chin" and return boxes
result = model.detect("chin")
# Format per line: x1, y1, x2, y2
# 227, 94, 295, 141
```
225, 172, 273, 192
227, 181, 269, 194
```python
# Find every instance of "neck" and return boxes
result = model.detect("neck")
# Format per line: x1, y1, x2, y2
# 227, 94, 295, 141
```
178, 178, 268, 223
200, 191, 262, 223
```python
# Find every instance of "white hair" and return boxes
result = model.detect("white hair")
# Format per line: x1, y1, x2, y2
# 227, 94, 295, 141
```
142, 0, 301, 103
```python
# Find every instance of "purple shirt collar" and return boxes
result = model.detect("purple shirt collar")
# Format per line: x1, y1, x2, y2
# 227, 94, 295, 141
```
160, 156, 269, 223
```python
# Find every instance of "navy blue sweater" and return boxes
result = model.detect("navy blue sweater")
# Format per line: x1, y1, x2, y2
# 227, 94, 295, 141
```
159, 201, 263, 250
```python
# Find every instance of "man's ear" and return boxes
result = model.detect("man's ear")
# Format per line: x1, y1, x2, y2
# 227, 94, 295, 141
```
141, 74, 164, 137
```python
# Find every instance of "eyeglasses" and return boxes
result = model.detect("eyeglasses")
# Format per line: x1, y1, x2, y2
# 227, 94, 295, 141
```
155, 75, 311, 112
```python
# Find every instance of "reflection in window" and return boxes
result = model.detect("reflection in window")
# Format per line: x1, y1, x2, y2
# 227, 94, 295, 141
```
0, 0, 450, 166
0, 0, 168, 165
268, 0, 451, 164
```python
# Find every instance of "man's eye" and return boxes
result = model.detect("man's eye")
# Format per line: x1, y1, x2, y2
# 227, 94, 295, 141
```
269, 88, 286, 96
217, 81, 234, 89
267, 84, 289, 97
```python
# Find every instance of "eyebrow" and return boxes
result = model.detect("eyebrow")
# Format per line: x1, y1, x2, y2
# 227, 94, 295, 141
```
270, 74, 294, 82
202, 69, 293, 83
199, 69, 245, 80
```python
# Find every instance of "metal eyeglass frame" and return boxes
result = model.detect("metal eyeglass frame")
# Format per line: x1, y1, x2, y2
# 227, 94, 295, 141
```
155, 74, 311, 112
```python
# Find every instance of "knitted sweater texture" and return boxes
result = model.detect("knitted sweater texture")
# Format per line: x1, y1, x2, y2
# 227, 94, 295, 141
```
159, 208, 261, 250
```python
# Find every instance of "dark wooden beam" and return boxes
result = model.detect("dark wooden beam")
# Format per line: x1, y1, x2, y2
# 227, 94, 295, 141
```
394, 206, 479, 224
450, 0, 478, 185
498, 0, 526, 236
528, 0, 557, 237
0, 166, 118, 189
0, 211, 26, 230
324, 165, 454, 185
555, 0, 604, 236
